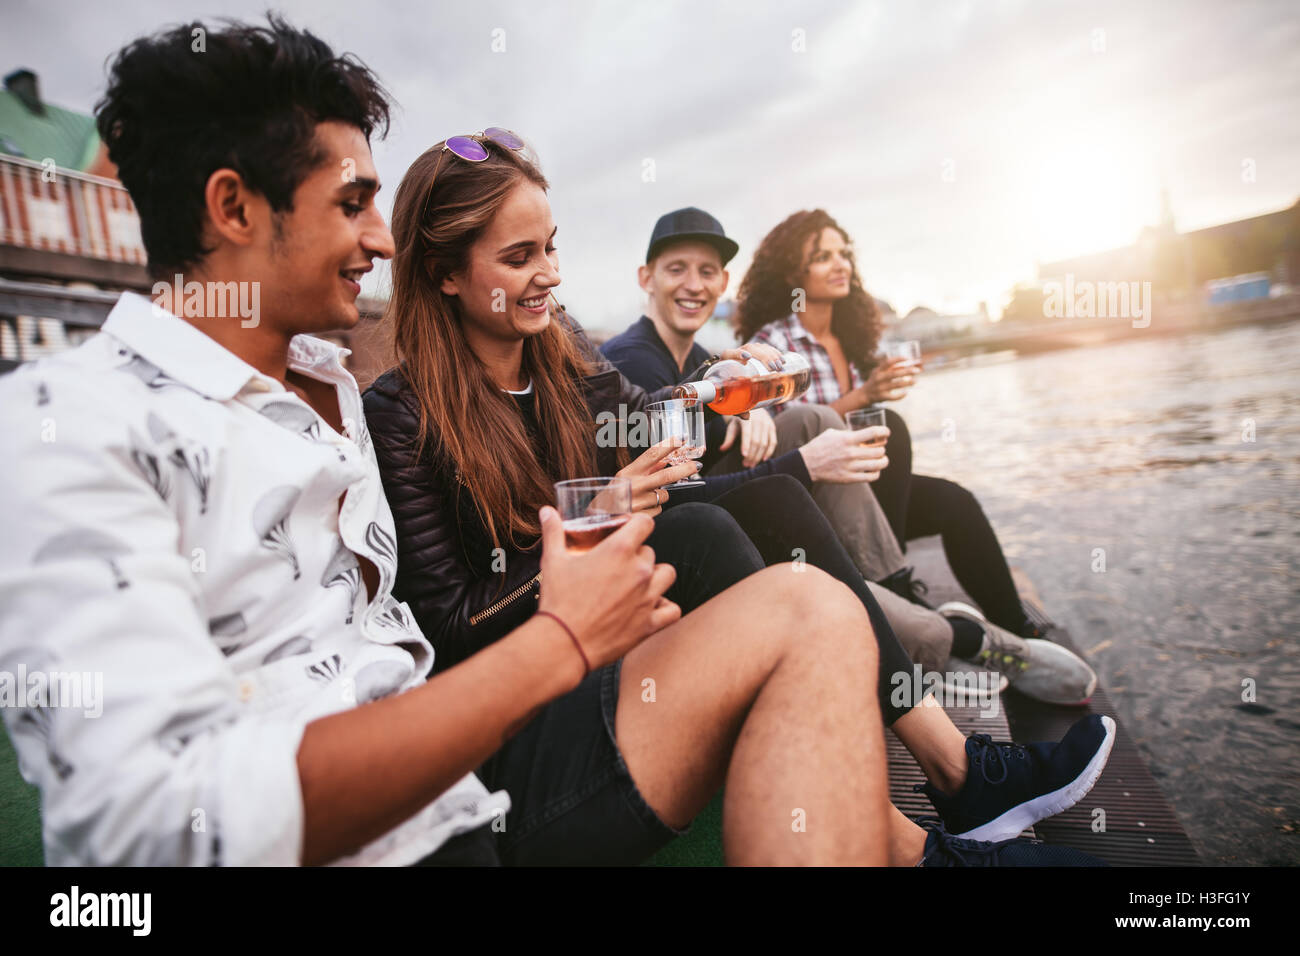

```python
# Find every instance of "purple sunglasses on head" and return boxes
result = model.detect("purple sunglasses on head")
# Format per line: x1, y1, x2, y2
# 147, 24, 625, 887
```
442, 126, 526, 161
420, 126, 527, 223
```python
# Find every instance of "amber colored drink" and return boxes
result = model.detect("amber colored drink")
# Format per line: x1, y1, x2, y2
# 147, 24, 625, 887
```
846, 407, 887, 446
563, 514, 631, 552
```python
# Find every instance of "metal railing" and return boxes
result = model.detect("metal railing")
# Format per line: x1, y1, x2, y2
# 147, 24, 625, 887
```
0, 278, 118, 371
0, 155, 146, 265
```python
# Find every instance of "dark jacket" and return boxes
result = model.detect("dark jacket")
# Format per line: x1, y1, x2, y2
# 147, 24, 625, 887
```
361, 318, 810, 672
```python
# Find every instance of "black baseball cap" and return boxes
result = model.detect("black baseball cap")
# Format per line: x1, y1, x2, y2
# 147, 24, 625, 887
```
645, 207, 739, 266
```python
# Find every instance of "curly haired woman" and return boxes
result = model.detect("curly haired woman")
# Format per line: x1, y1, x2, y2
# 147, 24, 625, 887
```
736, 209, 1048, 641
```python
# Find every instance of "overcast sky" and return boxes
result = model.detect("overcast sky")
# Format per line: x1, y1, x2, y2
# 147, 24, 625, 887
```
5, 0, 1298, 329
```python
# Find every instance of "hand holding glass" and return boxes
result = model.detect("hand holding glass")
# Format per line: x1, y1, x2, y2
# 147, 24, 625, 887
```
846, 407, 888, 446
554, 477, 632, 552
646, 399, 707, 489
883, 339, 922, 370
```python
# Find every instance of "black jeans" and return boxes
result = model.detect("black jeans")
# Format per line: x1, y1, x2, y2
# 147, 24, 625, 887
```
655, 476, 917, 726
870, 409, 1029, 633
414, 659, 682, 866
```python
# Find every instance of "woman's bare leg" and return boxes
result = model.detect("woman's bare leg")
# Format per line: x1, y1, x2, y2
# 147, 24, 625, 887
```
614, 564, 890, 865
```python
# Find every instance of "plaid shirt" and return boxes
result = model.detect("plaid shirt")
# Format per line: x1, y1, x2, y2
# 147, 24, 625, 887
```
750, 314, 863, 414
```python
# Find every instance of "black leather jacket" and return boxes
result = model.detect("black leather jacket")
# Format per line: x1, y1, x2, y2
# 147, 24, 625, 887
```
361, 324, 678, 671
361, 321, 810, 673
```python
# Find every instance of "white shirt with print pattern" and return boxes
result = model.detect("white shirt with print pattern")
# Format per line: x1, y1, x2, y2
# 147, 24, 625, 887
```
0, 291, 509, 866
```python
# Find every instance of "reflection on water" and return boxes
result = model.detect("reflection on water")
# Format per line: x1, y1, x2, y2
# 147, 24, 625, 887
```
895, 320, 1300, 865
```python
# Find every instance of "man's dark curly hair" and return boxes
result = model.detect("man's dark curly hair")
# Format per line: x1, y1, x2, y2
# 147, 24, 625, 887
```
95, 13, 391, 279
734, 209, 883, 376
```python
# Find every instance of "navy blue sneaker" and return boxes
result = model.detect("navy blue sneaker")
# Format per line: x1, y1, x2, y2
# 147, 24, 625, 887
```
916, 714, 1116, 842
917, 817, 1107, 866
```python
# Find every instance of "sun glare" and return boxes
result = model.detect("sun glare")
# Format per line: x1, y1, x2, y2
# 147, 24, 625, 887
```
1025, 136, 1155, 262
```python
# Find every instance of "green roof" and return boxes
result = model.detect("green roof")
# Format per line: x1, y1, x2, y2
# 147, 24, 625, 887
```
0, 88, 101, 171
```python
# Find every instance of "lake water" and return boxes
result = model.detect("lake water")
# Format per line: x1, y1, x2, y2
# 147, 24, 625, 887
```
893, 320, 1300, 866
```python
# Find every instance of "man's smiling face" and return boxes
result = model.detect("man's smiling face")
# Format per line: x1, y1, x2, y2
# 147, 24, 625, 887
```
639, 240, 729, 338
256, 120, 395, 336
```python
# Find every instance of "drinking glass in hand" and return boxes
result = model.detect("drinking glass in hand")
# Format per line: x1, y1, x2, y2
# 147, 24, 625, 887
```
646, 399, 706, 489
846, 407, 888, 446
884, 339, 922, 369
554, 477, 632, 552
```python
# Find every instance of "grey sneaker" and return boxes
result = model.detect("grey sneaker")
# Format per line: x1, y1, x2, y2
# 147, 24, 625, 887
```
940, 657, 1009, 701
938, 602, 1097, 706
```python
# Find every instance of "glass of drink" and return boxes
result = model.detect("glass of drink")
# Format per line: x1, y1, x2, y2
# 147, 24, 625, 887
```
846, 406, 888, 446
884, 339, 922, 369
554, 477, 632, 552
645, 399, 706, 489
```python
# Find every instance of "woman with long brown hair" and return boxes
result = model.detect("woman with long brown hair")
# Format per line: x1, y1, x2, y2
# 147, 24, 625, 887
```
366, 134, 819, 663
736, 209, 1047, 641
360, 131, 1112, 865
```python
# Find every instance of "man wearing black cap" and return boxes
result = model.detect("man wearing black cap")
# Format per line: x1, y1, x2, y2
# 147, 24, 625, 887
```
602, 207, 770, 468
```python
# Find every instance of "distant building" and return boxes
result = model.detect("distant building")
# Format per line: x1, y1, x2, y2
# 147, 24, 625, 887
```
1, 67, 149, 293
1037, 198, 1300, 298
0, 69, 116, 177
887, 304, 990, 346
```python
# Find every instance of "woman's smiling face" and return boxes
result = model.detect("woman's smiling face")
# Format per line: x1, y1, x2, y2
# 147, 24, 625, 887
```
440, 180, 561, 346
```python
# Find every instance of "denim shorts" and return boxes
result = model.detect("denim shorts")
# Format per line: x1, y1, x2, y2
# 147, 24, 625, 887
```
415, 659, 687, 866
